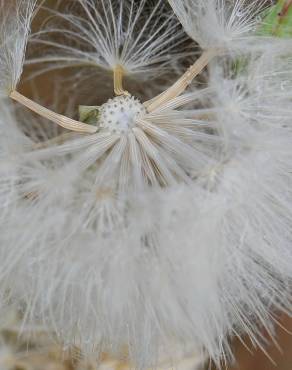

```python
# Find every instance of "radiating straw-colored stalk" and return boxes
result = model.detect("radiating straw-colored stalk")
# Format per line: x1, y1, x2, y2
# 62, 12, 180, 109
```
114, 65, 130, 96
10, 91, 97, 134
145, 49, 217, 112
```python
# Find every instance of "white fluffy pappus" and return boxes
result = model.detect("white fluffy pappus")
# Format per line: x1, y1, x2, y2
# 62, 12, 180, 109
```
168, 0, 273, 51
28, 0, 189, 80
0, 1, 292, 369
0, 0, 37, 97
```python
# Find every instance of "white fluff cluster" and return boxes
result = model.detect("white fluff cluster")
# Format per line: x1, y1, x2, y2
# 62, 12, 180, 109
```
168, 0, 273, 50
0, 0, 36, 97
28, 0, 189, 79
0, 0, 292, 369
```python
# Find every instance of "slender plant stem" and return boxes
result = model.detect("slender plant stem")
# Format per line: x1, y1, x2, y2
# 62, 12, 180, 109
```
114, 65, 130, 96
145, 49, 217, 112
280, 0, 292, 17
10, 91, 97, 134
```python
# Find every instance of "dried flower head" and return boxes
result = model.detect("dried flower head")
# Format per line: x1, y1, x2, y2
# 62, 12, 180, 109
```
0, 1, 292, 369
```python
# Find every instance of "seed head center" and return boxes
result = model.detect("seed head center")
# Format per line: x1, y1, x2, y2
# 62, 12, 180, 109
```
99, 95, 146, 133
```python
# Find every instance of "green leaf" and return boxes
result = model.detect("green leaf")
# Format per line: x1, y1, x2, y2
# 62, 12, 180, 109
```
232, 2, 292, 76
258, 0, 292, 37
79, 105, 100, 125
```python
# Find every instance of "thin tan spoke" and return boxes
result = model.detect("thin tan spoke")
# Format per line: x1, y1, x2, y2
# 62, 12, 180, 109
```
10, 91, 97, 134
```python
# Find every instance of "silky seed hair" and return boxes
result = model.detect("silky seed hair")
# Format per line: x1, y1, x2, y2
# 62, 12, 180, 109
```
28, 0, 190, 79
0, 0, 37, 96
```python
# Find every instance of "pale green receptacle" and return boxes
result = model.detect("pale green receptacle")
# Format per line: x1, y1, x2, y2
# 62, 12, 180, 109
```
79, 105, 100, 125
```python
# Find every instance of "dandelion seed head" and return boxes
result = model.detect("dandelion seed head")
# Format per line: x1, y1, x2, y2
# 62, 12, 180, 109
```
0, 0, 292, 368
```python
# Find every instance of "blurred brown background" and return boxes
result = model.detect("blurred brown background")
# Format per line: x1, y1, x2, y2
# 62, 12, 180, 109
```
227, 315, 292, 370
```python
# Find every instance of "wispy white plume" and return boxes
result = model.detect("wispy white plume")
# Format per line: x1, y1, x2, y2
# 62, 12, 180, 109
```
168, 0, 273, 50
0, 0, 37, 97
28, 0, 189, 79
